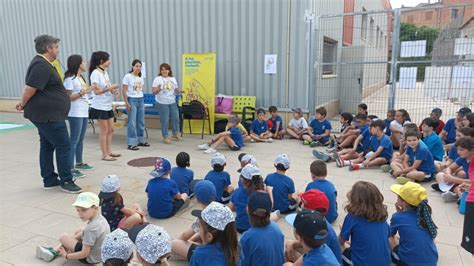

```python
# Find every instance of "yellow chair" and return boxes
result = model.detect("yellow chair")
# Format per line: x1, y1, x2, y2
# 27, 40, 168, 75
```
214, 96, 256, 120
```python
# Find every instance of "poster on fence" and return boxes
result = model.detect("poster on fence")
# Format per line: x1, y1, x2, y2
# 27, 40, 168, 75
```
181, 53, 216, 135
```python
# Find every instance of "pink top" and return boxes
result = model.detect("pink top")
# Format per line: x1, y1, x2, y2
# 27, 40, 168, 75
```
466, 155, 474, 202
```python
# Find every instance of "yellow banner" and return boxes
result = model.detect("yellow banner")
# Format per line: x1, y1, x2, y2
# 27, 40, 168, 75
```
182, 53, 216, 134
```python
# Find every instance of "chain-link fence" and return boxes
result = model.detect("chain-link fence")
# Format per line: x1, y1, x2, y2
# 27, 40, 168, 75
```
313, 3, 474, 131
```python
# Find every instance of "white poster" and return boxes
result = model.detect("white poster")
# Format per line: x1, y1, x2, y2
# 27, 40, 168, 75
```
264, 54, 277, 74
451, 66, 474, 99
141, 61, 147, 79
454, 38, 474, 56
424, 66, 451, 98
400, 40, 426, 57
399, 67, 417, 89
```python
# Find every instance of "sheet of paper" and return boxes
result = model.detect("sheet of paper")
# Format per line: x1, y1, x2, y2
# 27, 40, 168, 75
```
424, 66, 451, 98
451, 66, 474, 99
399, 67, 417, 89
400, 40, 426, 57
264, 54, 277, 74
454, 38, 474, 56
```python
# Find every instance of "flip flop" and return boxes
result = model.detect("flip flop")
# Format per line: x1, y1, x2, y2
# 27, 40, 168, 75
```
102, 155, 117, 161
109, 153, 121, 157
138, 142, 150, 147
128, 145, 139, 151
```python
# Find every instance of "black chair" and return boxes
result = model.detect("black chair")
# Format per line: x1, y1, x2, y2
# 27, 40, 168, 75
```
182, 100, 211, 139
241, 106, 256, 133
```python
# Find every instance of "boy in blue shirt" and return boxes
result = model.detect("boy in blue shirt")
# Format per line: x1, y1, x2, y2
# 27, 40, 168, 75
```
305, 160, 338, 223
440, 107, 471, 150
264, 154, 297, 214
390, 131, 436, 185
170, 152, 195, 195
303, 107, 332, 147
198, 116, 244, 154
284, 209, 339, 266
349, 119, 393, 171
336, 113, 371, 168
204, 153, 233, 203
250, 108, 273, 143
421, 117, 444, 161
267, 106, 285, 139
146, 157, 189, 219
239, 192, 285, 266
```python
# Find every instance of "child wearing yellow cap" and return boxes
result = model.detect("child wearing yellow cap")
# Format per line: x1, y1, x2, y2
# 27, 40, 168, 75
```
389, 181, 438, 265
36, 192, 110, 263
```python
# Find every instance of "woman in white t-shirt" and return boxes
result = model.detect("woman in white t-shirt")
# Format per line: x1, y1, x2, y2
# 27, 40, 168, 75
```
88, 51, 120, 161
152, 63, 182, 144
63, 55, 95, 179
122, 59, 149, 150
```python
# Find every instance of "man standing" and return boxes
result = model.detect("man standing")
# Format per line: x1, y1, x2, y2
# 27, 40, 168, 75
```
16, 34, 82, 193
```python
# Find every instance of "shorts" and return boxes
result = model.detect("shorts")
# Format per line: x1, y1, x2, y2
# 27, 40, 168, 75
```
462, 202, 474, 254
356, 144, 369, 154
391, 245, 408, 266
74, 241, 91, 264
230, 145, 241, 151
187, 243, 198, 262
342, 248, 352, 266
422, 172, 435, 182
89, 108, 114, 120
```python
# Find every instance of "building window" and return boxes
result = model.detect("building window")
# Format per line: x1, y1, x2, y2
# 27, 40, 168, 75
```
361, 8, 367, 40
451, 9, 458, 19
425, 11, 433, 21
322, 37, 338, 75
407, 15, 414, 24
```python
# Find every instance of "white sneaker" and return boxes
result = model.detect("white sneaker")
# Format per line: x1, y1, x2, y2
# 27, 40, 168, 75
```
198, 143, 210, 150
266, 138, 274, 143
204, 148, 217, 154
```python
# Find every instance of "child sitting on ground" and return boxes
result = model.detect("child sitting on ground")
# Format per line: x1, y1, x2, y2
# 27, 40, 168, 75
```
135, 224, 172, 266
171, 180, 217, 261
339, 181, 391, 266
440, 107, 471, 151
198, 116, 244, 154
303, 107, 332, 147
284, 189, 342, 264
189, 202, 239, 266
305, 160, 338, 223
267, 105, 286, 139
433, 137, 474, 202
286, 108, 309, 140
389, 182, 438, 265
436, 127, 474, 172
421, 117, 444, 161
264, 154, 297, 214
36, 192, 110, 264
358, 103, 368, 115
99, 175, 146, 231
171, 152, 195, 196
250, 108, 273, 142
349, 119, 393, 171
226, 117, 251, 143
100, 228, 134, 265
333, 112, 354, 149
204, 153, 233, 203
385, 109, 395, 136
419, 108, 444, 135
146, 157, 188, 219
239, 192, 285, 265
284, 209, 339, 266
390, 131, 436, 185
390, 109, 411, 149
335, 113, 371, 168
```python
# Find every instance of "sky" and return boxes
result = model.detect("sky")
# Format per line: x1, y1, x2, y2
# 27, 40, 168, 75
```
390, 0, 431, 8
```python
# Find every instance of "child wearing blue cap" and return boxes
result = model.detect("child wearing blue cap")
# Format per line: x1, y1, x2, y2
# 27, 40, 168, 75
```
146, 157, 188, 219
204, 153, 233, 203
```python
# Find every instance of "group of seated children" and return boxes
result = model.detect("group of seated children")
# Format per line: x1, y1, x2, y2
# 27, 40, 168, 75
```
35, 152, 440, 265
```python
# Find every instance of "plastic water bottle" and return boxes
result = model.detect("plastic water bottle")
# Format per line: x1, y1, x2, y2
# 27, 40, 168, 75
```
459, 191, 468, 215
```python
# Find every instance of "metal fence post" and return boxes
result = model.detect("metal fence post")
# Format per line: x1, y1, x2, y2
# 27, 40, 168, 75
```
388, 8, 400, 111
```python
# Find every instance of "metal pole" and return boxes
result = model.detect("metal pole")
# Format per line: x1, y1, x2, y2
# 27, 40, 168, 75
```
305, 10, 316, 114
388, 8, 400, 111
312, 16, 321, 113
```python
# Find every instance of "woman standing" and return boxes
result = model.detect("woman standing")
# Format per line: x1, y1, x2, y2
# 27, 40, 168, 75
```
152, 63, 181, 144
122, 59, 149, 150
64, 55, 95, 179
89, 51, 121, 161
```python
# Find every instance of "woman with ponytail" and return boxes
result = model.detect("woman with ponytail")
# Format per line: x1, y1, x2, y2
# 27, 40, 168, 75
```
390, 181, 438, 265
89, 51, 120, 161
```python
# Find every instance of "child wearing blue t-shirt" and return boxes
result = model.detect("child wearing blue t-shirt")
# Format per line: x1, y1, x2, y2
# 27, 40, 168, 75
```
204, 153, 233, 203
336, 114, 371, 168
198, 116, 244, 154
268, 106, 286, 139
264, 154, 297, 214
436, 127, 473, 173
250, 108, 273, 143
440, 107, 471, 151
189, 202, 239, 266
171, 152, 195, 195
339, 181, 391, 266
303, 107, 332, 147
349, 119, 393, 171
390, 131, 436, 184
385, 110, 395, 136
434, 137, 474, 202
390, 182, 438, 265
146, 157, 189, 219
305, 160, 338, 223
284, 209, 339, 266
421, 117, 444, 161
239, 192, 285, 266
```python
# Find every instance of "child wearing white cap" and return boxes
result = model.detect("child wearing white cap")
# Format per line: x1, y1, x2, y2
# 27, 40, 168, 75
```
133, 224, 172, 265
189, 202, 239, 266
264, 154, 297, 214
204, 153, 234, 203
101, 229, 134, 265
36, 192, 110, 264
99, 175, 146, 231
